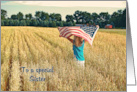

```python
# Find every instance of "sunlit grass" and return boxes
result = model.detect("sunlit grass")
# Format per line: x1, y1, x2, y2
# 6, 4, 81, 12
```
99, 29, 126, 36
1, 26, 126, 91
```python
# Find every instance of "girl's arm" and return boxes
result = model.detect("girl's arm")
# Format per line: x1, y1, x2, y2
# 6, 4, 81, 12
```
59, 35, 73, 43
83, 39, 87, 43
67, 37, 73, 43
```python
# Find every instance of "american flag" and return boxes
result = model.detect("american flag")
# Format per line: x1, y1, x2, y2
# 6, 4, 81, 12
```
58, 26, 99, 46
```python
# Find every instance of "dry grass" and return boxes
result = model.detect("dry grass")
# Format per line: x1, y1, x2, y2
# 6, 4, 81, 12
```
1, 26, 126, 91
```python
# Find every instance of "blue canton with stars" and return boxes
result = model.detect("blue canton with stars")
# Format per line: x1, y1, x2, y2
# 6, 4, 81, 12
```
80, 26, 98, 38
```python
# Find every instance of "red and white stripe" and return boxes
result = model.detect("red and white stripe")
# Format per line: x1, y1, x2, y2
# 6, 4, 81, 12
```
58, 26, 94, 46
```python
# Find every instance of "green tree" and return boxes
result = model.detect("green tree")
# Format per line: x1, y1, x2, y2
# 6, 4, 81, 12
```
25, 13, 32, 20
91, 13, 99, 23
1, 20, 4, 26
109, 9, 126, 28
11, 14, 18, 20
49, 13, 62, 21
28, 13, 32, 20
112, 12, 119, 18
81, 12, 91, 24
122, 9, 126, 28
4, 19, 9, 26
19, 20, 26, 26
73, 10, 82, 24
56, 21, 60, 26
49, 13, 56, 21
1, 9, 7, 20
67, 21, 73, 26
63, 21, 67, 26
52, 21, 56, 27
43, 21, 49, 27
25, 14, 29, 19
99, 12, 110, 22
55, 14, 62, 21
9, 20, 14, 26
66, 15, 74, 22
35, 11, 41, 18
17, 12, 24, 20
40, 11, 49, 20
60, 21, 63, 27
48, 21, 52, 27
118, 10, 123, 15
73, 22, 76, 26
39, 20, 43, 26
14, 20, 20, 26
31, 19, 38, 26
25, 19, 31, 26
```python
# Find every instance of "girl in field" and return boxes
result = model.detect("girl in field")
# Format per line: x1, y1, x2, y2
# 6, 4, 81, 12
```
60, 35, 86, 67
59, 24, 99, 67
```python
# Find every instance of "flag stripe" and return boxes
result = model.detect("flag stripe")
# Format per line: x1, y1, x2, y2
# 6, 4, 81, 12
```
60, 27, 81, 35
61, 28, 92, 40
60, 28, 80, 35
63, 29, 92, 40
64, 32, 92, 45
58, 26, 99, 46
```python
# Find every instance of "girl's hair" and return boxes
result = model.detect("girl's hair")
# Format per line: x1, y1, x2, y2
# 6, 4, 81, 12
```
74, 36, 83, 47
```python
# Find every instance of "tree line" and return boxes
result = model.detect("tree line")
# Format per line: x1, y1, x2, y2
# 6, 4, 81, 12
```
1, 9, 126, 28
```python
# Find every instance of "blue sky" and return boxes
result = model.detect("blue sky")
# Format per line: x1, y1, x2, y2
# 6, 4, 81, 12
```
1, 1, 126, 20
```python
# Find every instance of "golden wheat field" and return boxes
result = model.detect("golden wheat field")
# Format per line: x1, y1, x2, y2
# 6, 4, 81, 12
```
1, 26, 126, 91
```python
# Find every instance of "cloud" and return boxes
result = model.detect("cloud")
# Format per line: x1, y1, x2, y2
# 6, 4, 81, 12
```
2, 1, 126, 8
1, 1, 15, 5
